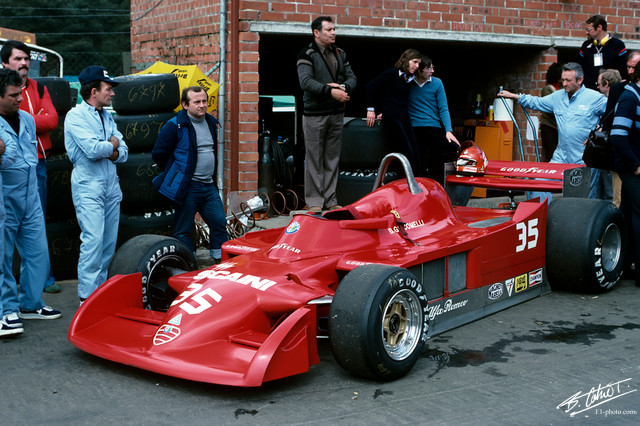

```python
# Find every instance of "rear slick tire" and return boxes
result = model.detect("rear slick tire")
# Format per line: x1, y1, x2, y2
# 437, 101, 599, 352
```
546, 197, 625, 292
329, 264, 428, 380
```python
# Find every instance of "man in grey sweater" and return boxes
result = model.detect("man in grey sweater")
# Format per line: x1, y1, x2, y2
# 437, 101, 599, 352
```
296, 16, 357, 213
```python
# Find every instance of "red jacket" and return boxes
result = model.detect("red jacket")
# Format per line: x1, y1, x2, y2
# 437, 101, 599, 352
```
20, 77, 58, 159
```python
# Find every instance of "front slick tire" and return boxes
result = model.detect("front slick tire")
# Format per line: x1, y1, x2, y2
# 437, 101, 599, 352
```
329, 265, 428, 381
108, 234, 197, 311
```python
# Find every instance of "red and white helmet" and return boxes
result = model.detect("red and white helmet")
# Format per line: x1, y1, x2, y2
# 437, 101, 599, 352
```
456, 141, 488, 175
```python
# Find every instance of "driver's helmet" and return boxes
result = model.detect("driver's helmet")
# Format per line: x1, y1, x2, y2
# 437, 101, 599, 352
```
456, 141, 488, 175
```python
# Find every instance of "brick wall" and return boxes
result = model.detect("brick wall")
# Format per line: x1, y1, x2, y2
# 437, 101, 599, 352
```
131, 0, 640, 198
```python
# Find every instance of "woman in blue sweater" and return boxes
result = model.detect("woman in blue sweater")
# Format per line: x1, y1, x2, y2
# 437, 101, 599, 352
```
366, 49, 423, 173
409, 56, 460, 184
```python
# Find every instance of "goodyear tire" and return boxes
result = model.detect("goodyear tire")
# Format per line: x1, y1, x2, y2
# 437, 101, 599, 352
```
114, 112, 175, 153
117, 210, 174, 248
340, 118, 391, 170
329, 264, 428, 380
112, 73, 180, 114
46, 219, 81, 280
33, 77, 73, 114
336, 170, 397, 206
117, 153, 172, 214
46, 154, 76, 221
108, 234, 197, 311
546, 198, 625, 292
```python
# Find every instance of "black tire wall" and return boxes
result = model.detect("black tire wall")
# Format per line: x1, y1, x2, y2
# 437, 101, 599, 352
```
112, 73, 180, 114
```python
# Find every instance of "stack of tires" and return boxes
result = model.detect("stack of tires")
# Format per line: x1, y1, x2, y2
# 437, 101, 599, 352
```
111, 73, 181, 248
336, 118, 395, 206
36, 77, 80, 280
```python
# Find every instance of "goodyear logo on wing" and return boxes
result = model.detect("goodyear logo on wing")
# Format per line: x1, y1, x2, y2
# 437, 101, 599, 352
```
499, 166, 558, 175
515, 274, 528, 293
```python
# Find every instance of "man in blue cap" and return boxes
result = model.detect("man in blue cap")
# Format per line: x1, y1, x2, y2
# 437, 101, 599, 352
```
65, 66, 128, 304
0, 68, 60, 334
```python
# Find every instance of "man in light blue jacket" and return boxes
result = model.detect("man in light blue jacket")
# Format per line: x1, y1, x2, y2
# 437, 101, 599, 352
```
65, 66, 128, 304
0, 68, 60, 334
498, 62, 607, 201
0, 69, 24, 336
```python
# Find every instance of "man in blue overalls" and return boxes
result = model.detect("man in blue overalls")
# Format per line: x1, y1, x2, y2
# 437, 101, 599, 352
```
0, 68, 60, 334
65, 66, 128, 304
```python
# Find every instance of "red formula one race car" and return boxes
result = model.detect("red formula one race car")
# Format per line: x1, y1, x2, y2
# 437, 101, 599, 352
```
69, 153, 625, 387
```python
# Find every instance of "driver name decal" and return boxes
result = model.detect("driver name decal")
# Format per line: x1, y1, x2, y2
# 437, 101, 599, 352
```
194, 269, 277, 291
388, 219, 425, 235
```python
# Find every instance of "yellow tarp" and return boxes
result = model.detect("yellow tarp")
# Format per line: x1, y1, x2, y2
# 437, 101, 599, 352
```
137, 61, 220, 112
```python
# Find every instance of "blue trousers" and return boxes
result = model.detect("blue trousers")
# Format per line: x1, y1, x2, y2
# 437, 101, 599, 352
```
1, 167, 49, 313
173, 181, 227, 256
72, 174, 122, 299
36, 158, 55, 287
0, 175, 4, 314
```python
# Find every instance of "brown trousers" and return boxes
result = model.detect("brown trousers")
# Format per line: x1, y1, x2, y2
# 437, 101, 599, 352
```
302, 113, 344, 208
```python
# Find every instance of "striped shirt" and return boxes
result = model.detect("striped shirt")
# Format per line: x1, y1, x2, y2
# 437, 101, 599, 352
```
609, 82, 640, 173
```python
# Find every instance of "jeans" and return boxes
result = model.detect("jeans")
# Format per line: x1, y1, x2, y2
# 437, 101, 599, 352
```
36, 158, 55, 287
173, 181, 228, 256
1, 167, 49, 313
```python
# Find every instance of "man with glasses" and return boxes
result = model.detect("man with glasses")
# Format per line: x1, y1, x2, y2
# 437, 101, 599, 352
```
578, 14, 627, 90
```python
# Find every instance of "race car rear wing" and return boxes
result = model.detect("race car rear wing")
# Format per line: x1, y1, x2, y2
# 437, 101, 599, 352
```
445, 160, 591, 198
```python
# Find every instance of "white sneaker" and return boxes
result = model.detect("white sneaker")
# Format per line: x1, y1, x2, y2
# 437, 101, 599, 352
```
0, 319, 23, 337
3, 312, 23, 329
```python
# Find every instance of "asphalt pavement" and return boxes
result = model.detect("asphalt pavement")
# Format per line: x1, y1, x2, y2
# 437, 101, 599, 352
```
2, 273, 639, 424
3, 196, 640, 425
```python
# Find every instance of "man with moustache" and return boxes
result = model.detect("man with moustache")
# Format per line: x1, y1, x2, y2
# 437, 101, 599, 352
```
1, 40, 60, 294
297, 16, 356, 213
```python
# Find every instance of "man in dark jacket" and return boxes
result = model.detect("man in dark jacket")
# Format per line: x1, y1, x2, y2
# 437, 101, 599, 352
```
609, 66, 640, 286
578, 14, 627, 90
152, 86, 227, 261
297, 16, 357, 213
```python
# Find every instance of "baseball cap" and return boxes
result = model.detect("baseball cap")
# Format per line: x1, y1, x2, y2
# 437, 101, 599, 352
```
78, 65, 119, 86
